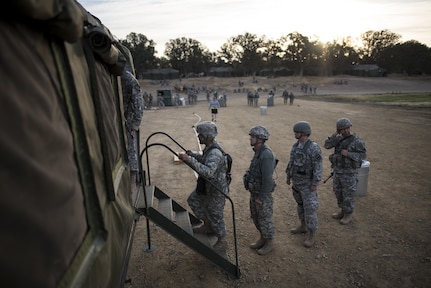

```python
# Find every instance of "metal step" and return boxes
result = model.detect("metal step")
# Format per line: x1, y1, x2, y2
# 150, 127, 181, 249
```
137, 185, 240, 278
158, 198, 173, 220
175, 211, 193, 235
135, 185, 154, 210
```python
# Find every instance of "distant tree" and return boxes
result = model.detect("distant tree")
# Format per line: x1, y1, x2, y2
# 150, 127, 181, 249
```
379, 40, 431, 75
164, 37, 211, 75
278, 32, 311, 76
261, 39, 283, 72
360, 29, 401, 64
217, 42, 241, 64
154, 56, 171, 69
214, 44, 241, 74
217, 32, 265, 76
324, 37, 360, 75
306, 39, 324, 76
120, 29, 430, 77
119, 32, 157, 76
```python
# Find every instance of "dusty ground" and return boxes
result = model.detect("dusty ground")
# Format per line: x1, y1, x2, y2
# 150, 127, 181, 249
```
126, 75, 431, 288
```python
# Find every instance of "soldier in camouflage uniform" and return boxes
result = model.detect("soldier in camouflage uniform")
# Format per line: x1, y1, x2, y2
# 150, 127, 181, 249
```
285, 121, 322, 248
324, 118, 367, 225
121, 59, 144, 179
178, 121, 229, 252
243, 126, 276, 255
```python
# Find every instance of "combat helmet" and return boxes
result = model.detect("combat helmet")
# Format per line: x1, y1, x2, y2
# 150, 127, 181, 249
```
336, 118, 353, 130
293, 121, 311, 136
249, 125, 269, 140
196, 121, 218, 138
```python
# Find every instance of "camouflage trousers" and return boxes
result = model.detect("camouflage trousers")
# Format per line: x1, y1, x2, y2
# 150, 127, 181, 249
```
250, 193, 274, 239
126, 128, 139, 172
333, 170, 358, 214
187, 189, 227, 238
292, 184, 319, 232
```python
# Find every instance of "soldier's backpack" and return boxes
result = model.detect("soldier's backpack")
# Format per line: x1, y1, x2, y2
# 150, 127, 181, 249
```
214, 145, 233, 185
195, 145, 232, 195
207, 144, 233, 185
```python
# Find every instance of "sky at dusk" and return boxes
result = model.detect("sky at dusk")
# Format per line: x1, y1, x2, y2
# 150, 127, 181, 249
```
79, 0, 431, 55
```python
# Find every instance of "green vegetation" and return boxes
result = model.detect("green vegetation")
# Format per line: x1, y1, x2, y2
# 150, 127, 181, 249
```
301, 93, 431, 106
121, 30, 431, 77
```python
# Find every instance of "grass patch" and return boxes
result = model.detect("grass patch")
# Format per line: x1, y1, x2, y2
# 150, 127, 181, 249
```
301, 93, 431, 106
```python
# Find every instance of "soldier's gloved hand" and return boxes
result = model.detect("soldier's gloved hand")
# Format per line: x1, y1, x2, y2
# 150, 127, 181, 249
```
186, 150, 193, 156
178, 153, 190, 162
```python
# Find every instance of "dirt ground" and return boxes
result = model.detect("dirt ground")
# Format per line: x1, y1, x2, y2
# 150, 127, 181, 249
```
125, 75, 431, 288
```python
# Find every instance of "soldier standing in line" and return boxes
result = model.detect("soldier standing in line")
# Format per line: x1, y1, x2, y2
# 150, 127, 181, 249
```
120, 47, 144, 182
178, 121, 229, 252
243, 126, 276, 255
282, 89, 289, 104
253, 91, 260, 107
324, 118, 367, 225
285, 121, 322, 248
247, 90, 254, 106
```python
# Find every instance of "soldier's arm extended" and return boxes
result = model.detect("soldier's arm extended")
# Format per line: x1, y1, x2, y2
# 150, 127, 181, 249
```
188, 148, 223, 179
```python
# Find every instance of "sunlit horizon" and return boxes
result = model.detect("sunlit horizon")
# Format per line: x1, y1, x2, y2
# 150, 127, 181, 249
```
79, 0, 431, 56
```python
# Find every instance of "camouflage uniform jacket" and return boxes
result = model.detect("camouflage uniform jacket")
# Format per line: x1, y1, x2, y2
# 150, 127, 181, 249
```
285, 139, 322, 187
245, 144, 276, 200
188, 141, 229, 195
121, 70, 143, 130
324, 134, 366, 173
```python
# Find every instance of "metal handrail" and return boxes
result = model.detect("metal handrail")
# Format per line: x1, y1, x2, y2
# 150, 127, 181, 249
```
138, 133, 240, 278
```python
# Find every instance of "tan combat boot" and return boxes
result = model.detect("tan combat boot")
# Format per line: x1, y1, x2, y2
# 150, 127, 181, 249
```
303, 231, 316, 248
332, 210, 344, 220
340, 213, 353, 225
213, 237, 227, 252
257, 239, 274, 255
290, 220, 307, 234
250, 234, 265, 249
193, 218, 214, 234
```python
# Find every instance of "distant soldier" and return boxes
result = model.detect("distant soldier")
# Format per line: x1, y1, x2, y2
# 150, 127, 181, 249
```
157, 94, 165, 108
209, 97, 221, 122
289, 92, 295, 105
247, 90, 254, 106
254, 91, 260, 107
283, 90, 289, 104
148, 93, 153, 108
206, 89, 211, 102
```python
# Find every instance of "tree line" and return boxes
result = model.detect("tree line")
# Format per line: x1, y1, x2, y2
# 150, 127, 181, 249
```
119, 29, 431, 78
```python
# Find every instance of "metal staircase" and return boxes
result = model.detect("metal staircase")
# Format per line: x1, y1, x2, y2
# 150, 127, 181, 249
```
134, 131, 240, 279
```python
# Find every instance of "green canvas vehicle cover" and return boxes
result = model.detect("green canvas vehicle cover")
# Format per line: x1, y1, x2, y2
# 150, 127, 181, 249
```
0, 1, 136, 287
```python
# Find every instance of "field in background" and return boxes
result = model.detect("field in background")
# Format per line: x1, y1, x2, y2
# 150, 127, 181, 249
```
139, 75, 431, 107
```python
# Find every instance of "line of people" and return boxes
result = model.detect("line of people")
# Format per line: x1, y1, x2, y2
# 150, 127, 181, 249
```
179, 118, 366, 255
282, 89, 295, 105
